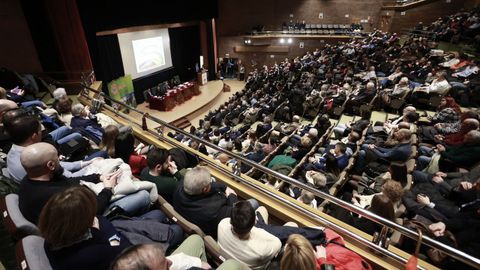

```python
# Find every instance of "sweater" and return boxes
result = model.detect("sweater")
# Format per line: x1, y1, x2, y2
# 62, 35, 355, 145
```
217, 218, 282, 270
18, 174, 108, 224
140, 167, 181, 203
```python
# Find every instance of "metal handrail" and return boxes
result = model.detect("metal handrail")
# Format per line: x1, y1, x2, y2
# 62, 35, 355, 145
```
80, 83, 480, 269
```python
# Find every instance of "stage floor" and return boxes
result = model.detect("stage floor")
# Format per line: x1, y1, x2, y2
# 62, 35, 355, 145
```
133, 79, 245, 129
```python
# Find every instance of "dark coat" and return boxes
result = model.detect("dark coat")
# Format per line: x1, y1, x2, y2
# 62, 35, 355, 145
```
172, 181, 238, 238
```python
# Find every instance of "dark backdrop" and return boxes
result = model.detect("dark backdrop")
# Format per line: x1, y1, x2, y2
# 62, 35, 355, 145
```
76, 0, 218, 102
94, 26, 200, 103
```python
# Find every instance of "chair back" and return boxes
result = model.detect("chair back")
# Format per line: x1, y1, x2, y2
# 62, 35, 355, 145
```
160, 203, 205, 237
0, 194, 40, 240
16, 235, 52, 270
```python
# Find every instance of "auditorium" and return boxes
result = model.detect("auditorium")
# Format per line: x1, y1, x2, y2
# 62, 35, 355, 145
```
1, 0, 480, 269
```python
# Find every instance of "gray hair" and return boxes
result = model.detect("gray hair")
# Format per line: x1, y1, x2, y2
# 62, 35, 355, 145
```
183, 167, 211, 195
366, 82, 375, 90
53, 88, 67, 100
71, 103, 85, 117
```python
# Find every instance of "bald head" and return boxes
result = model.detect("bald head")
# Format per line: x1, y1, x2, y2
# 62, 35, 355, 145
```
463, 118, 479, 129
21, 142, 58, 177
0, 99, 18, 121
111, 243, 169, 270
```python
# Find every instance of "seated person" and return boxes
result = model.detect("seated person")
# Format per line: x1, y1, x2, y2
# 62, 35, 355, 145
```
111, 237, 242, 270
172, 166, 238, 237
307, 143, 349, 172
217, 201, 282, 269
241, 142, 266, 173
71, 103, 104, 145
140, 147, 182, 203
417, 130, 480, 171
411, 71, 451, 102
331, 194, 396, 235
353, 129, 412, 174
278, 115, 301, 135
6, 115, 94, 182
39, 187, 182, 270
255, 115, 273, 137
428, 179, 480, 261
18, 142, 151, 223
380, 77, 410, 105
325, 131, 360, 156
344, 81, 376, 113
291, 136, 312, 161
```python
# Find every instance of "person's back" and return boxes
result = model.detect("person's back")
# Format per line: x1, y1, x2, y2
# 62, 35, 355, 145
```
172, 167, 237, 237
39, 187, 129, 270
46, 216, 128, 270
217, 201, 281, 269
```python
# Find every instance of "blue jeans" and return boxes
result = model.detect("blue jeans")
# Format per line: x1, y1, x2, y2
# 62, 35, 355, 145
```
50, 126, 83, 144
417, 155, 432, 171
108, 190, 151, 216
21, 100, 45, 108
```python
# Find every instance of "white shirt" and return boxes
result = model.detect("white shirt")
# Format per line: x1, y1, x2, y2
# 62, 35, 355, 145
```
167, 253, 202, 270
427, 79, 450, 95
217, 218, 282, 270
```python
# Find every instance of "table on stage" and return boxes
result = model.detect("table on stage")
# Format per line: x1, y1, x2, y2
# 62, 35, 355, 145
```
148, 82, 200, 111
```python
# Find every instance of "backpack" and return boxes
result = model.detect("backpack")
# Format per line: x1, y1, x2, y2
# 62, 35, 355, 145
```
320, 229, 372, 270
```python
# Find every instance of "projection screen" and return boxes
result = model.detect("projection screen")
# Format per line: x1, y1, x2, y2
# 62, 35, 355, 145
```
118, 28, 173, 79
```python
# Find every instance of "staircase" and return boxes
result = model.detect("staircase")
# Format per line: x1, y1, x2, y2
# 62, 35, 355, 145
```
169, 117, 191, 130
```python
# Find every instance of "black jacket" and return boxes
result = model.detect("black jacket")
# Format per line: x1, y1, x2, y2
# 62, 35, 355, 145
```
172, 181, 238, 238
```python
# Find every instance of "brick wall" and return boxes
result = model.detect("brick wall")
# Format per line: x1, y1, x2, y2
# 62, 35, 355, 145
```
217, 0, 479, 70
386, 0, 480, 33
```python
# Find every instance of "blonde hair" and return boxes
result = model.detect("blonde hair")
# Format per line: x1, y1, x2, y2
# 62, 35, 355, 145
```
281, 234, 316, 270
382, 180, 404, 204
300, 136, 312, 147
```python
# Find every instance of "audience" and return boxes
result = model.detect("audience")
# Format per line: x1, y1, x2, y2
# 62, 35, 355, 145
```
39, 187, 183, 270
18, 142, 150, 223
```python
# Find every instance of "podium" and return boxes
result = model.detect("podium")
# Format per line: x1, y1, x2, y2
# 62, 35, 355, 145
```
197, 71, 207, 86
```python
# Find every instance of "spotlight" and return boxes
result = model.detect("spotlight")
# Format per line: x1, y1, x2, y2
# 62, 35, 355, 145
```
280, 38, 285, 44
287, 38, 293, 44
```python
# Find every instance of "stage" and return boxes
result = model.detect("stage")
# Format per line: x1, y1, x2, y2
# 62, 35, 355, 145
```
132, 79, 245, 130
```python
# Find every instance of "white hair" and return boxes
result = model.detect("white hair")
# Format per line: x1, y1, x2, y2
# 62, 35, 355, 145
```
53, 88, 67, 100
71, 103, 85, 117
183, 167, 211, 195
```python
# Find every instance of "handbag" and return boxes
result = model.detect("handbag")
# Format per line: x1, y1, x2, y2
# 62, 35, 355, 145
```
403, 216, 457, 266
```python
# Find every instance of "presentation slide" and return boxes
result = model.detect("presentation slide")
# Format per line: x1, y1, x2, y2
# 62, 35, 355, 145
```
118, 28, 173, 79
